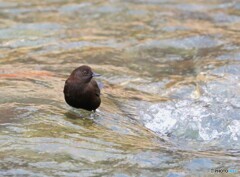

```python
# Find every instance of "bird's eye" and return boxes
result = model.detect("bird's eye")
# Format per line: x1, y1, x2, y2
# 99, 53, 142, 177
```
83, 70, 88, 75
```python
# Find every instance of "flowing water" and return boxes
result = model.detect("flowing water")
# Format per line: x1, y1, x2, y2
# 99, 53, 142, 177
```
0, 0, 240, 176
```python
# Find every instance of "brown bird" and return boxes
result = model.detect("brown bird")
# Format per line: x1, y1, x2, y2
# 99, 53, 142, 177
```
63, 65, 101, 111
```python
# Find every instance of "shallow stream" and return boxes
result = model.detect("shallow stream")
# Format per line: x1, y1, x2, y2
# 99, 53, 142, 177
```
0, 0, 240, 176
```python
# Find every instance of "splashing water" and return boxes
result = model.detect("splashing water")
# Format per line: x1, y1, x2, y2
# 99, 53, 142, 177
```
139, 67, 240, 149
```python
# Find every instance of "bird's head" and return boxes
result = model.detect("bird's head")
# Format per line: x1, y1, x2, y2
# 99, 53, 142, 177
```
72, 65, 100, 83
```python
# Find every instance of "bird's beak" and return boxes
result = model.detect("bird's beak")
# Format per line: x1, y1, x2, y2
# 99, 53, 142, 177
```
92, 72, 101, 77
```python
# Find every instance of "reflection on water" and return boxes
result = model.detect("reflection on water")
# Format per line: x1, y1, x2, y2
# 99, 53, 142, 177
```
0, 0, 240, 176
